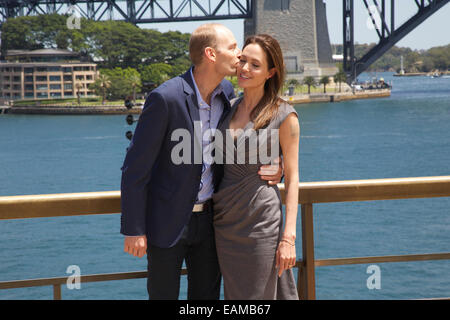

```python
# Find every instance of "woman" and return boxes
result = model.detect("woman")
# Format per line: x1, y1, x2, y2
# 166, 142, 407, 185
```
212, 34, 300, 300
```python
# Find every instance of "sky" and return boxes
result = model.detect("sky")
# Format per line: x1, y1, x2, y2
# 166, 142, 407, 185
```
138, 0, 450, 51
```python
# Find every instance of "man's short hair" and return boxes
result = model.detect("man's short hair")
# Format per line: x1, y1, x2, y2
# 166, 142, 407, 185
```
189, 23, 224, 66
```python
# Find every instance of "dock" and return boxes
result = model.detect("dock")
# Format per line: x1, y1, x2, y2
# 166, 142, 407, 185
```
0, 106, 11, 114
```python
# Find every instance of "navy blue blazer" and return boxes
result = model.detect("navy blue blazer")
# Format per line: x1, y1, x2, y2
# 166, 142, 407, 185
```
120, 69, 235, 248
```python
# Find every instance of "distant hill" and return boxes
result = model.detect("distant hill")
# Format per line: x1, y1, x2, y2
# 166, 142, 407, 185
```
331, 43, 450, 73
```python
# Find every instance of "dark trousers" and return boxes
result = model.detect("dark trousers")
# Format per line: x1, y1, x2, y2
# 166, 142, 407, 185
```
146, 210, 221, 300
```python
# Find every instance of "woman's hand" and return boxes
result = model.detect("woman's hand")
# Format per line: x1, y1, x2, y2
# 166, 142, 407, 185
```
275, 238, 296, 277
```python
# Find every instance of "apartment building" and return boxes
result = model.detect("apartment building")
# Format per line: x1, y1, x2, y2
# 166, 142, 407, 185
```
0, 49, 98, 100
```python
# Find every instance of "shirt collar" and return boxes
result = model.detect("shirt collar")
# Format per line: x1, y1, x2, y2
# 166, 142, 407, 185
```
190, 67, 223, 109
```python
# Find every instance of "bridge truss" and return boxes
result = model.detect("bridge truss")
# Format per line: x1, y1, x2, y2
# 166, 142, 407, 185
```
343, 0, 450, 83
0, 0, 252, 24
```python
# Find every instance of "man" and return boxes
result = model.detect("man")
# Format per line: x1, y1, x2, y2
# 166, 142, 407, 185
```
120, 23, 283, 300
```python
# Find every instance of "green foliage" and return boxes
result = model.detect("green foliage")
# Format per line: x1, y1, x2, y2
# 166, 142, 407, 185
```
140, 63, 173, 87
287, 79, 300, 86
1, 14, 192, 75
331, 43, 450, 72
303, 76, 316, 94
100, 67, 141, 100
319, 76, 330, 93
88, 74, 112, 104
333, 71, 347, 92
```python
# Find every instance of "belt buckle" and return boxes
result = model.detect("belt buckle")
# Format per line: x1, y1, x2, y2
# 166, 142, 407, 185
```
192, 200, 211, 213
192, 203, 204, 212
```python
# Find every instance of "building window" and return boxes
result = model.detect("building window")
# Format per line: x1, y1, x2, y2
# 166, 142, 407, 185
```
25, 76, 33, 82
36, 76, 47, 82
36, 84, 48, 90
36, 92, 48, 98
63, 67, 72, 73
64, 75, 72, 81
48, 67, 61, 72
13, 76, 21, 82
285, 56, 298, 73
25, 84, 34, 90
50, 92, 61, 97
25, 92, 34, 98
64, 84, 72, 90
49, 75, 61, 82
24, 68, 34, 74
36, 67, 47, 72
265, 0, 290, 11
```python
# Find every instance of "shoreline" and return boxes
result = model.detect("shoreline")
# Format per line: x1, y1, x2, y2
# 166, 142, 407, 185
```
393, 71, 450, 77
1, 89, 391, 114
283, 88, 391, 105
1, 105, 142, 115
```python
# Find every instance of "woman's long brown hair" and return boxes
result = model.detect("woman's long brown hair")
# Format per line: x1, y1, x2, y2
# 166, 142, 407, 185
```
243, 34, 286, 130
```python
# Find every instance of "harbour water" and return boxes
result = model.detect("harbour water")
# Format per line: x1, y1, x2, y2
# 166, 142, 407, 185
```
0, 72, 449, 299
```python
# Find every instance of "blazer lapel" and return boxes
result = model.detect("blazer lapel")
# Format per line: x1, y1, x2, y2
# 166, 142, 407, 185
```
181, 70, 200, 124
217, 91, 232, 129
181, 70, 202, 163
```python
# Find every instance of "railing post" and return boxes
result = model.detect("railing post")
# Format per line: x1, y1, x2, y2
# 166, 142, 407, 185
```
53, 284, 61, 300
299, 203, 316, 300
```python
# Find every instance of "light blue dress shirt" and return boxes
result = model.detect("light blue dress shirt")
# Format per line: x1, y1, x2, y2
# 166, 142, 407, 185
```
190, 67, 225, 204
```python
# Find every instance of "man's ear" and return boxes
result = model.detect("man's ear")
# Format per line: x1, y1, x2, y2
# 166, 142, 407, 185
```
204, 47, 216, 62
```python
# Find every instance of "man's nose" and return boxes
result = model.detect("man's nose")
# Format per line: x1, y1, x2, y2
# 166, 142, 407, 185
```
235, 47, 242, 57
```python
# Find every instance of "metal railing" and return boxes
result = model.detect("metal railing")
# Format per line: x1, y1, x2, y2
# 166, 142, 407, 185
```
1, 175, 450, 299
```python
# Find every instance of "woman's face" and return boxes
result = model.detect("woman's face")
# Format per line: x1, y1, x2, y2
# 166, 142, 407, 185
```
237, 43, 276, 89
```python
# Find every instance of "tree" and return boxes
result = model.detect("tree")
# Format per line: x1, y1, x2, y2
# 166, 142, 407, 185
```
303, 76, 316, 94
287, 79, 300, 87
89, 73, 111, 104
333, 71, 347, 92
319, 76, 330, 93
128, 73, 142, 102
140, 63, 173, 87
100, 67, 141, 100
75, 82, 83, 105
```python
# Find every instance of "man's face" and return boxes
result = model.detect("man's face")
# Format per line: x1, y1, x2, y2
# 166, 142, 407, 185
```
213, 27, 241, 77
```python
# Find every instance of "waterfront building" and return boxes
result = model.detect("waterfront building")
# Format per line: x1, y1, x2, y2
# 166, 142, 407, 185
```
0, 49, 98, 100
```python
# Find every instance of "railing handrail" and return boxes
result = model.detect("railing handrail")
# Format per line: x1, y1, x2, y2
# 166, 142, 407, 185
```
1, 175, 449, 300
1, 175, 450, 220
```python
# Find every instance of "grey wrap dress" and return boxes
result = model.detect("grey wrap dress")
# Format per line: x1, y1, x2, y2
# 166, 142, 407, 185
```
212, 97, 299, 300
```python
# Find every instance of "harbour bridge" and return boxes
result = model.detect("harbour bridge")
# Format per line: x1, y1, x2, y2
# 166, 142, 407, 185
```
0, 0, 448, 83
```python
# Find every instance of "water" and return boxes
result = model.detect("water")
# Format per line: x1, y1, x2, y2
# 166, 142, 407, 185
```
0, 72, 449, 299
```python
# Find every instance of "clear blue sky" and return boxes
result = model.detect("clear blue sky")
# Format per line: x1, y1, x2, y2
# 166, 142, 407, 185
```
138, 0, 450, 51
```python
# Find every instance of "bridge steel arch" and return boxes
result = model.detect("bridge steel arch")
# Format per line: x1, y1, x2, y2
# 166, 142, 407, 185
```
0, 0, 253, 25
343, 0, 450, 83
